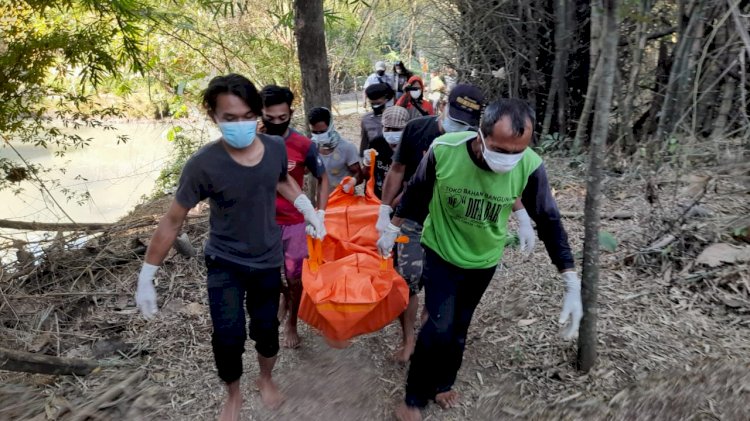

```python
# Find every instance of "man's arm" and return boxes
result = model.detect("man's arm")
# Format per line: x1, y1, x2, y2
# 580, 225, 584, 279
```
317, 173, 329, 210
344, 144, 365, 184
144, 200, 189, 265
348, 162, 364, 184
520, 163, 575, 272
392, 149, 437, 227
377, 150, 436, 255
277, 173, 303, 202
304, 143, 329, 210
381, 161, 406, 206
360, 121, 370, 156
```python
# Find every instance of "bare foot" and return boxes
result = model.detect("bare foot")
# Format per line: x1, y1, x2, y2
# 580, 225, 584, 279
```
282, 322, 301, 349
219, 390, 242, 421
256, 377, 284, 409
391, 340, 415, 363
435, 390, 460, 409
395, 402, 422, 421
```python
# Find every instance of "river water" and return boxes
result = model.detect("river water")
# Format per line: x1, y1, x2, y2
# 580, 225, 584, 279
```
1, 122, 178, 224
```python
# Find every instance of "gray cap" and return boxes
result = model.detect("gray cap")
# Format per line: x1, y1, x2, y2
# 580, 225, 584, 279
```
375, 61, 386, 71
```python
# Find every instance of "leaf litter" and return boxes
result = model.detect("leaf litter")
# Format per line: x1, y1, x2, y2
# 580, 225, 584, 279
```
1, 120, 749, 420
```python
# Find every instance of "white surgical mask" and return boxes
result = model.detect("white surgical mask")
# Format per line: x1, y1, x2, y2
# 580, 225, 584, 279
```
409, 90, 422, 99
479, 130, 524, 173
383, 131, 403, 145
442, 106, 471, 133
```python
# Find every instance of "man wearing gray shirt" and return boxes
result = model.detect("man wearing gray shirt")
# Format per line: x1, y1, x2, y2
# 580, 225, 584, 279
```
134, 74, 324, 420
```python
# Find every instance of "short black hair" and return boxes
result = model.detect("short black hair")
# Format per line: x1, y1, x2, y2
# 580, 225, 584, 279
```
308, 107, 331, 126
480, 99, 536, 138
202, 74, 262, 114
260, 85, 294, 108
365, 83, 394, 101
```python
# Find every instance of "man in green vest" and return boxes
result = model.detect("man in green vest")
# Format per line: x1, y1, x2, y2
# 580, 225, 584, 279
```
377, 99, 582, 421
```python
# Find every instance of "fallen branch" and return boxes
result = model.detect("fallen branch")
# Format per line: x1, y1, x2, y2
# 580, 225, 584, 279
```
70, 370, 145, 421
0, 219, 112, 231
561, 211, 633, 220
0, 346, 99, 376
0, 213, 207, 232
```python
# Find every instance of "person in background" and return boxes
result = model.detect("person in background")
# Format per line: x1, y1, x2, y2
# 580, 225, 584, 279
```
260, 85, 329, 349
361, 105, 410, 200
135, 74, 326, 420
308, 107, 363, 190
396, 76, 434, 121
359, 83, 395, 155
443, 67, 457, 93
380, 99, 581, 421
363, 61, 394, 109
393, 60, 414, 101
428, 71, 446, 112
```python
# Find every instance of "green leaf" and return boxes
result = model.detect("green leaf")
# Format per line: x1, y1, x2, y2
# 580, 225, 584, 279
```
165, 126, 183, 142
598, 231, 618, 252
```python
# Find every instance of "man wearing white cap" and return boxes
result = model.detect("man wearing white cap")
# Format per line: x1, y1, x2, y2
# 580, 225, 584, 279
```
363, 61, 394, 109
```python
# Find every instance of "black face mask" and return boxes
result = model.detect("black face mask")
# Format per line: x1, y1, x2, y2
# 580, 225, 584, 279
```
376, 70, 385, 76
263, 119, 291, 136
372, 103, 386, 115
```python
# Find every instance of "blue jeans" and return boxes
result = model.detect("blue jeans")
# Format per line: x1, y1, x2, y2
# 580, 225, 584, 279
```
404, 247, 497, 408
205, 255, 281, 384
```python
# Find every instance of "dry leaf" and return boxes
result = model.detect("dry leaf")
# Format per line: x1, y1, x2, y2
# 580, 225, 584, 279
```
517, 318, 538, 327
683, 175, 710, 197
183, 302, 204, 316
695, 243, 750, 267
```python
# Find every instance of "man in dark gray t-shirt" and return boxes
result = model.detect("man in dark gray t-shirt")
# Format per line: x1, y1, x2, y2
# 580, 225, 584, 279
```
175, 135, 288, 268
134, 74, 325, 417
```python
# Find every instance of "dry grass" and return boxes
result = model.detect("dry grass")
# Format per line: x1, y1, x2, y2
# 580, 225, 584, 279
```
1, 131, 749, 420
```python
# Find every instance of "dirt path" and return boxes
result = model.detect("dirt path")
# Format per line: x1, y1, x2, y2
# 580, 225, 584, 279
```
2, 142, 749, 420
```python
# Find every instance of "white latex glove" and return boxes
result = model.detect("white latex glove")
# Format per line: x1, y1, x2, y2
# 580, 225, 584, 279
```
376, 223, 400, 257
340, 177, 356, 193
559, 271, 583, 340
362, 148, 378, 167
514, 208, 536, 254
294, 194, 326, 240
375, 204, 393, 234
136, 263, 159, 319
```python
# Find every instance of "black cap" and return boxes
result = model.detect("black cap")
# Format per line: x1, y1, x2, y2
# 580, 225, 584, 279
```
447, 84, 484, 126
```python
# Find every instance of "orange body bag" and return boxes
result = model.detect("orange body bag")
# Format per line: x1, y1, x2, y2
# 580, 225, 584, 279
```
299, 152, 409, 342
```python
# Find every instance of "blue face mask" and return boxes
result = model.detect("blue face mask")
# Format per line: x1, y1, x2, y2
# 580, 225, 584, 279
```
218, 120, 257, 149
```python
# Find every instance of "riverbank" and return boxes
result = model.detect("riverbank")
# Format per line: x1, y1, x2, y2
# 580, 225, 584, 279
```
1, 149, 748, 420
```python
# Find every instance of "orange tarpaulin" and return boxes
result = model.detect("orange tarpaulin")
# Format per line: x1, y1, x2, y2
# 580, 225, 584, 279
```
299, 153, 409, 342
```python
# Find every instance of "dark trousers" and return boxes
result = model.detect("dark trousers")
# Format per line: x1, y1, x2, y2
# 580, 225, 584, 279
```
404, 247, 496, 408
205, 255, 281, 384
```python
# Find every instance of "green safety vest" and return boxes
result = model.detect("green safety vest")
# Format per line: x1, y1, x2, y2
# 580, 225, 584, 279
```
421, 131, 543, 269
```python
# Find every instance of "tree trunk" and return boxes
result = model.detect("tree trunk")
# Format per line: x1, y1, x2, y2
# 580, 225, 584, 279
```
541, 0, 570, 138
294, 0, 332, 118
577, 0, 619, 373
710, 77, 737, 139
572, 2, 603, 153
572, 55, 602, 153
656, 1, 704, 140
621, 0, 654, 151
